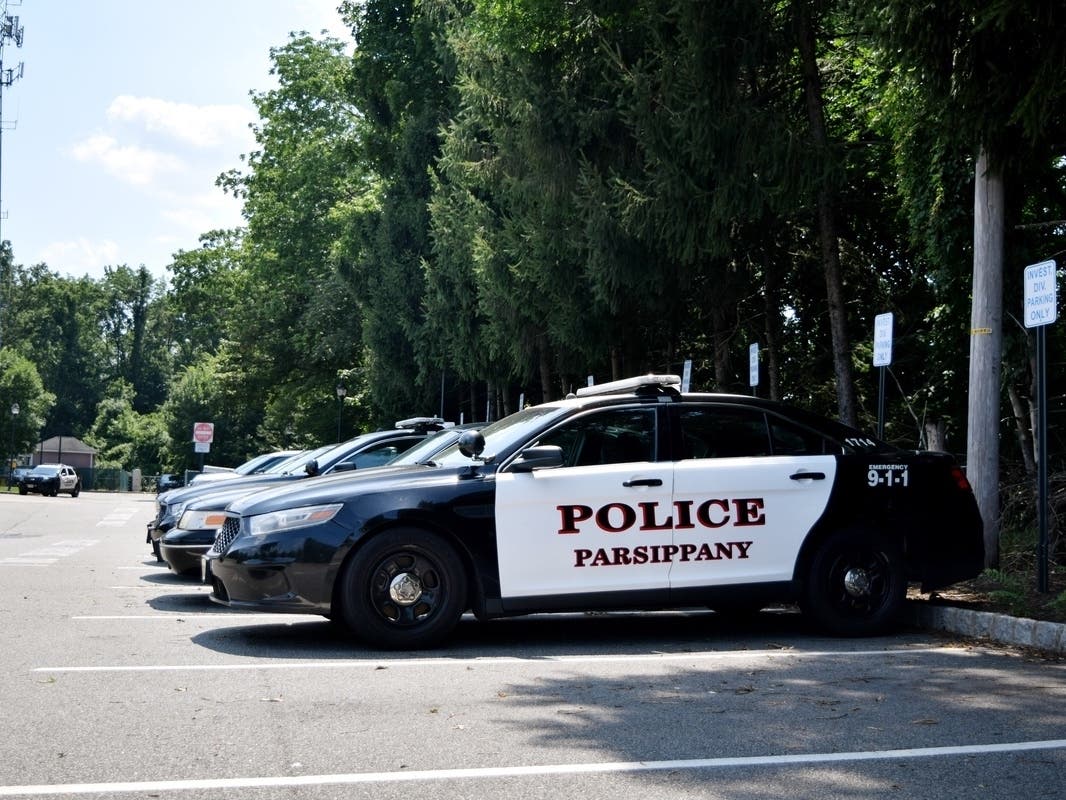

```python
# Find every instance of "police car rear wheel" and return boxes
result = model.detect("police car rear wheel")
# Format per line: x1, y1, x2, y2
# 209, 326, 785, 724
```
340, 529, 467, 649
804, 528, 905, 636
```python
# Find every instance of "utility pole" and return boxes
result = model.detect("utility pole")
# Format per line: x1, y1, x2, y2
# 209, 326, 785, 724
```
0, 1, 25, 350
0, 0, 24, 349
0, 2, 24, 239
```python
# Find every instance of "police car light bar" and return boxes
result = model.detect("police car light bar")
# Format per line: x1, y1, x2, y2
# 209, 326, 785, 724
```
575, 374, 682, 397
395, 417, 446, 430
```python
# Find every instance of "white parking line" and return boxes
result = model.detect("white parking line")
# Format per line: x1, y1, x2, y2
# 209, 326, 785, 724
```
95, 507, 140, 527
1, 739, 1064, 796
32, 646, 976, 673
0, 539, 99, 566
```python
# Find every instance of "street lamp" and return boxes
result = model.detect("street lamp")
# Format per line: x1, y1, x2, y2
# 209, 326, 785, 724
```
335, 384, 347, 442
9, 402, 18, 485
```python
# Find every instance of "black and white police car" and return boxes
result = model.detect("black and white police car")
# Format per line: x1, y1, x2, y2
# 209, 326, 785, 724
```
205, 375, 984, 649
147, 418, 446, 560
162, 424, 484, 577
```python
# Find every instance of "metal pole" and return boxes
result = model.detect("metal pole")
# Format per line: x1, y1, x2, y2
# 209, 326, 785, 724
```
877, 366, 886, 439
1036, 325, 1049, 593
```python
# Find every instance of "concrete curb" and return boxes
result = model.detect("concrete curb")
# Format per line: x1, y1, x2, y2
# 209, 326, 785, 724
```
906, 600, 1066, 654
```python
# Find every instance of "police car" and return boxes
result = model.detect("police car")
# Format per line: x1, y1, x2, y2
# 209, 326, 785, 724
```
161, 424, 483, 577
204, 375, 984, 649
147, 418, 446, 560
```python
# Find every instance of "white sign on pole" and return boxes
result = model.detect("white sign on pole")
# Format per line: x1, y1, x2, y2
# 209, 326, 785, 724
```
587, 375, 594, 387
748, 343, 759, 387
194, 441, 211, 454
1023, 259, 1058, 328
682, 359, 692, 393
873, 313, 894, 367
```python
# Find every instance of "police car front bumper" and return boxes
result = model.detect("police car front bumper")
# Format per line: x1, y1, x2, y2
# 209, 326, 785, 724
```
205, 529, 343, 616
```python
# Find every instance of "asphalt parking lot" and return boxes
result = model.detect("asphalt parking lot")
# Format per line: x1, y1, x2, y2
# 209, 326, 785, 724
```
1, 491, 1064, 799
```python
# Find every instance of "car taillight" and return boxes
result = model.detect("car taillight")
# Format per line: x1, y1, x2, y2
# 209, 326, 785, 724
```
950, 466, 972, 491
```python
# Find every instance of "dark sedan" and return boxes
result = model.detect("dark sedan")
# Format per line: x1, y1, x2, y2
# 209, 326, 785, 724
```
205, 375, 984, 649
161, 424, 482, 576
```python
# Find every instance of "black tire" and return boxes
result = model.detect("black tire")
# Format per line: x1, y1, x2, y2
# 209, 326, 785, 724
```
802, 528, 906, 636
152, 539, 162, 562
71, 482, 81, 498
338, 528, 467, 650
18, 486, 26, 495
49, 485, 59, 497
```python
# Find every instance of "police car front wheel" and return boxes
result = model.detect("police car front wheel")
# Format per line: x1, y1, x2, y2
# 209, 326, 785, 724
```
339, 528, 468, 649
803, 528, 906, 637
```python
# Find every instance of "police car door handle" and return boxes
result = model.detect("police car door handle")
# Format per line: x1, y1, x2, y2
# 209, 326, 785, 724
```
789, 471, 826, 481
622, 478, 663, 488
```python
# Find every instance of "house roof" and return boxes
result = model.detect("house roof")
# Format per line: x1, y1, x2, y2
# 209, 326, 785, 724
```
36, 436, 98, 455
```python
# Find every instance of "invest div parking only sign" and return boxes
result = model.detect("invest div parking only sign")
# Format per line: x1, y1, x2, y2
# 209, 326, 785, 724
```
1024, 259, 1057, 328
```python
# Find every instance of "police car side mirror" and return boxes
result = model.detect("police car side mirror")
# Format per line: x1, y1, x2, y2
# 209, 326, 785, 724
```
510, 445, 564, 473
458, 430, 485, 459
304, 460, 320, 477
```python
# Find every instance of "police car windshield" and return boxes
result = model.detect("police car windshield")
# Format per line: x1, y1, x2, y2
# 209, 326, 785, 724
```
432, 406, 570, 467
388, 429, 457, 466
278, 445, 336, 474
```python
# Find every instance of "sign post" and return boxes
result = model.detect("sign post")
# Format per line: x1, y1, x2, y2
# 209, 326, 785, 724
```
192, 422, 214, 472
873, 313, 893, 439
1023, 259, 1057, 593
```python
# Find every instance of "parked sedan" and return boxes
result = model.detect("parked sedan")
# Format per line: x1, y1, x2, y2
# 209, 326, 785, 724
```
186, 450, 301, 487
161, 424, 483, 576
18, 464, 81, 497
206, 374, 984, 650
148, 418, 445, 561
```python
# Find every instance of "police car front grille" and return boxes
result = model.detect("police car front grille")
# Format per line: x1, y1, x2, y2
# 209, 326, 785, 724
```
215, 518, 241, 556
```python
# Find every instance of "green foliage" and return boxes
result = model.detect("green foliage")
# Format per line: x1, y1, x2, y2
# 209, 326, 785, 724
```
0, 348, 54, 458
2, 1, 1063, 528
86, 381, 169, 472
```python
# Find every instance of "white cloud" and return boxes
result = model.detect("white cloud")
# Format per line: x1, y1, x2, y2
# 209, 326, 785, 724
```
68, 134, 185, 186
161, 190, 244, 233
36, 238, 121, 277
107, 95, 256, 149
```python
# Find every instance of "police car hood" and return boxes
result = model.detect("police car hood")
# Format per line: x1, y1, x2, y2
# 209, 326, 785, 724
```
228, 463, 453, 517
160, 471, 307, 506
182, 474, 311, 511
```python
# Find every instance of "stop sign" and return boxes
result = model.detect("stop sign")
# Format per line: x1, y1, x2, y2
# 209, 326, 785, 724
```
192, 422, 214, 444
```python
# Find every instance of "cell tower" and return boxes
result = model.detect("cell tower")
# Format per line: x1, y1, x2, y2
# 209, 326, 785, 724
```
0, 0, 25, 245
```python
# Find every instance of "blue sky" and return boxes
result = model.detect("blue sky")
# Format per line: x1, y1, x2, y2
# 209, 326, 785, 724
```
0, 0, 349, 282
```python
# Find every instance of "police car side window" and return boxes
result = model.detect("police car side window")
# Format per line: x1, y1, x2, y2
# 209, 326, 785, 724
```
346, 438, 423, 469
768, 418, 832, 455
536, 408, 656, 467
678, 407, 770, 459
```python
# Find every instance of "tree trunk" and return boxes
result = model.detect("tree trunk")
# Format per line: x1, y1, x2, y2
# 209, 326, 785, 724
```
1007, 384, 1036, 477
711, 305, 731, 390
538, 336, 552, 403
762, 262, 782, 401
967, 147, 1005, 569
795, 1, 858, 426
923, 418, 947, 452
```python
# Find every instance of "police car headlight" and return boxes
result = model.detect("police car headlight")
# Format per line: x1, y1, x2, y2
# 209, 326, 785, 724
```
177, 509, 229, 531
167, 502, 188, 521
247, 504, 343, 537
